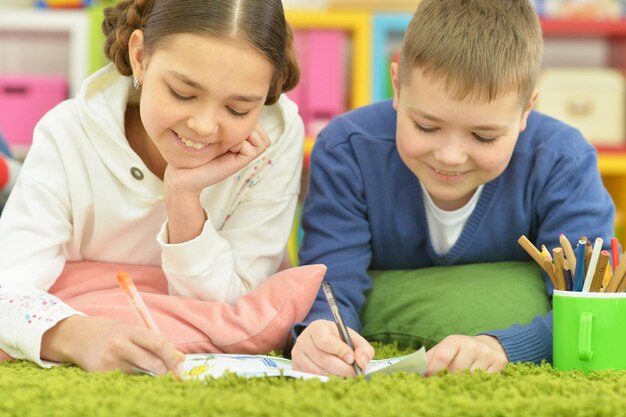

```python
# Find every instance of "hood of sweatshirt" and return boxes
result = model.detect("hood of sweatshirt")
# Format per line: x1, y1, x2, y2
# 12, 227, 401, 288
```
76, 64, 301, 203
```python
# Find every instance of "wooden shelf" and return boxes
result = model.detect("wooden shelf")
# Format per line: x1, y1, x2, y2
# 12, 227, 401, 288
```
598, 151, 626, 175
540, 19, 626, 37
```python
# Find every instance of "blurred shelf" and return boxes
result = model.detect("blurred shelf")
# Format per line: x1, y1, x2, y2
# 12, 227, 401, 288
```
598, 150, 626, 175
540, 19, 626, 37
0, 8, 90, 96
286, 9, 372, 109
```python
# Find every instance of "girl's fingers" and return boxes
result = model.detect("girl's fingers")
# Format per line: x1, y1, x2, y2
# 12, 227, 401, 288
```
236, 140, 256, 159
130, 331, 184, 376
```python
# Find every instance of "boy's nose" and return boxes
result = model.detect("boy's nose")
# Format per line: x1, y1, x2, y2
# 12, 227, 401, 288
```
433, 137, 467, 166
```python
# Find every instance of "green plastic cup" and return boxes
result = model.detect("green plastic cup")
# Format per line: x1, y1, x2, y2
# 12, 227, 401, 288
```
553, 290, 626, 372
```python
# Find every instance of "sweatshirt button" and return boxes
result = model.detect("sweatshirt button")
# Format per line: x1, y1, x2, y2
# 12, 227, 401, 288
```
130, 167, 144, 180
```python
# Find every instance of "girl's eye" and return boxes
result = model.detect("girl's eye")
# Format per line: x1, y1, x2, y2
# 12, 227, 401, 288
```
169, 88, 193, 101
414, 122, 437, 134
472, 133, 498, 144
227, 107, 250, 118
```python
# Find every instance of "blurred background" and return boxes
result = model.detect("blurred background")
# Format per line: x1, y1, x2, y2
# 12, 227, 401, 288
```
0, 0, 624, 250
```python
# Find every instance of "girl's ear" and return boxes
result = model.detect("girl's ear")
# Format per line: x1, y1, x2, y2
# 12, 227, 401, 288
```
128, 29, 146, 83
519, 88, 539, 132
391, 62, 400, 110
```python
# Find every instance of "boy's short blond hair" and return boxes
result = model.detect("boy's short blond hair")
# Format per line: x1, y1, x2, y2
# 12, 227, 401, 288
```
399, 0, 543, 105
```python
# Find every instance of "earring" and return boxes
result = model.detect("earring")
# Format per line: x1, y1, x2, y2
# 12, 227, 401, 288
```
133, 77, 140, 90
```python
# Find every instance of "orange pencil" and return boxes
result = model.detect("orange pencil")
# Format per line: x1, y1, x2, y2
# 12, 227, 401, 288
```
116, 271, 161, 333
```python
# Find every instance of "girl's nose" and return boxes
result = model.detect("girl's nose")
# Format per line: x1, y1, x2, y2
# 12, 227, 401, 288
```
187, 108, 219, 138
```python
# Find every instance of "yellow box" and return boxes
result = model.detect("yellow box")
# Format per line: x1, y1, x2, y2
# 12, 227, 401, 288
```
536, 68, 625, 146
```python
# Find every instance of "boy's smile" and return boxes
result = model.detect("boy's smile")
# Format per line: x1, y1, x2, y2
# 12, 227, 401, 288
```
391, 64, 537, 211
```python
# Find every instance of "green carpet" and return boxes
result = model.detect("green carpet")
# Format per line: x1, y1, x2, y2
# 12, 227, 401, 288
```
2, 344, 626, 417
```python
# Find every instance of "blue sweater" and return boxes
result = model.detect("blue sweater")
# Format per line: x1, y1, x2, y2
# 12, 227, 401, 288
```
297, 100, 615, 364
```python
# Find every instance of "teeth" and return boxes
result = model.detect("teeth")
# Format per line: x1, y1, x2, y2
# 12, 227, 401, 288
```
436, 169, 461, 176
177, 134, 207, 150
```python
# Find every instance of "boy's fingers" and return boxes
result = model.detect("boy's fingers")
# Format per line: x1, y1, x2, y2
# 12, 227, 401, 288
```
425, 343, 460, 376
349, 333, 374, 370
293, 350, 329, 376
311, 331, 354, 364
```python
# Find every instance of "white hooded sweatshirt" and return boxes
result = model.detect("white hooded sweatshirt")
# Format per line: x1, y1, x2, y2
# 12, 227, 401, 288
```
0, 64, 304, 365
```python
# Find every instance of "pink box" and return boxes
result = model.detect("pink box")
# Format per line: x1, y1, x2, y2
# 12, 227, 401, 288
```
305, 30, 348, 137
0, 75, 68, 146
287, 29, 349, 138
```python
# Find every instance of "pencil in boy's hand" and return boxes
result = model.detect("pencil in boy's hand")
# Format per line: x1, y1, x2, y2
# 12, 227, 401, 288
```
322, 282, 364, 376
116, 271, 161, 333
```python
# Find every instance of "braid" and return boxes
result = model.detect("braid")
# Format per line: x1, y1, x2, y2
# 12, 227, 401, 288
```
102, 0, 153, 76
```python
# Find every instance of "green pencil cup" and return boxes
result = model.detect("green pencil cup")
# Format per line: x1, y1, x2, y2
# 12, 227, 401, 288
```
553, 290, 626, 372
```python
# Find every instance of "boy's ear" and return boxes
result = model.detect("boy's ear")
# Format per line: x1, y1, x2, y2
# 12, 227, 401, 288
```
128, 29, 146, 83
391, 62, 400, 110
519, 88, 539, 132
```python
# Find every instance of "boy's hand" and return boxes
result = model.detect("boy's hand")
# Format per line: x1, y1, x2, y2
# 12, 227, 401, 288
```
291, 319, 375, 377
41, 315, 184, 376
425, 334, 508, 376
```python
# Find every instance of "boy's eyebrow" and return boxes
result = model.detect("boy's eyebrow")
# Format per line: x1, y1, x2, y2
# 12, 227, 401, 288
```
168, 71, 263, 102
411, 108, 508, 131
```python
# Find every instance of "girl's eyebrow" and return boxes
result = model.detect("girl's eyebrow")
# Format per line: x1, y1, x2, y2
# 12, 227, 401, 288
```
168, 71, 263, 103
169, 70, 204, 90
228, 94, 264, 103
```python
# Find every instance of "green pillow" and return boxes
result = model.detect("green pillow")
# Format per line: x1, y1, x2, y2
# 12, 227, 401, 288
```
360, 262, 551, 350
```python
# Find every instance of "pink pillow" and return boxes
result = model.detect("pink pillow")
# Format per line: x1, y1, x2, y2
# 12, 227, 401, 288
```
47, 262, 326, 354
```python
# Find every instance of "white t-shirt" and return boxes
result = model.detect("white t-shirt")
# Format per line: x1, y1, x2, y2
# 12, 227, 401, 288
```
421, 183, 484, 255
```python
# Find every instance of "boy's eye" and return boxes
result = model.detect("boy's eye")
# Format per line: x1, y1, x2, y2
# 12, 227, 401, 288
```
472, 133, 498, 144
414, 122, 437, 133
227, 107, 250, 118
169, 88, 193, 101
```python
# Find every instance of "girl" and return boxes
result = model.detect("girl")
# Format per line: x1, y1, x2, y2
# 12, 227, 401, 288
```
0, 0, 303, 376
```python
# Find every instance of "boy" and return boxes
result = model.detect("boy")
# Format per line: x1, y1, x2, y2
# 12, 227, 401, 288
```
291, 0, 615, 377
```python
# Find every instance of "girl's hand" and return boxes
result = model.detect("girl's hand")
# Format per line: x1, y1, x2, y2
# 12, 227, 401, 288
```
165, 124, 271, 195
291, 320, 375, 377
163, 124, 270, 243
424, 334, 508, 376
41, 315, 184, 376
